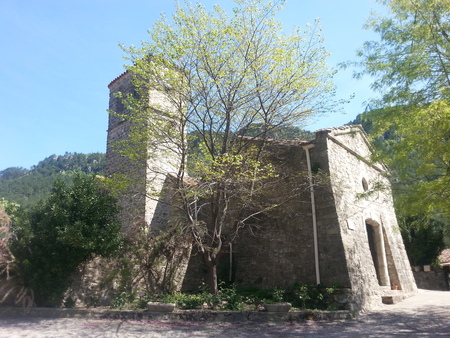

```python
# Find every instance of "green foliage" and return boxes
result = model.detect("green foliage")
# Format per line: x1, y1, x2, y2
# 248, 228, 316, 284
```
0, 198, 21, 225
354, 0, 450, 106
352, 0, 450, 218
0, 202, 12, 280
242, 284, 341, 310
7, 174, 122, 307
0, 153, 105, 210
110, 283, 344, 311
0, 167, 29, 180
272, 287, 285, 303
163, 292, 205, 310
364, 104, 450, 218
111, 291, 136, 309
400, 216, 446, 265
186, 126, 314, 175
348, 0, 450, 259
216, 284, 244, 310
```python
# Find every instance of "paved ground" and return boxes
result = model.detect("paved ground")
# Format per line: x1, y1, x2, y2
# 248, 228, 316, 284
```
0, 289, 449, 337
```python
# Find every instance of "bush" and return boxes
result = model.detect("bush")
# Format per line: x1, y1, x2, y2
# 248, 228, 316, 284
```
111, 292, 136, 309
287, 283, 341, 310
6, 174, 123, 307
400, 216, 446, 266
161, 292, 204, 309
108, 283, 344, 311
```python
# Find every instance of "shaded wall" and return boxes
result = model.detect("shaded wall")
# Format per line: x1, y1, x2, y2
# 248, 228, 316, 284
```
183, 139, 350, 291
107, 71, 148, 234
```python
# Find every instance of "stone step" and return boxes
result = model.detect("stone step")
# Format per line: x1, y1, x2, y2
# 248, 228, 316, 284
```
381, 289, 401, 296
381, 295, 404, 304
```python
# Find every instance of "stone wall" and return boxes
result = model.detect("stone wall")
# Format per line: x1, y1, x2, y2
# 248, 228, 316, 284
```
182, 140, 320, 291
106, 70, 182, 235
106, 71, 148, 234
315, 126, 417, 310
413, 268, 449, 291
309, 133, 351, 288
233, 141, 317, 289
181, 135, 351, 292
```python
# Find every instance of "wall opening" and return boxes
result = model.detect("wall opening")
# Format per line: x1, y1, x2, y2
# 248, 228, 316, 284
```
362, 177, 369, 191
366, 220, 390, 286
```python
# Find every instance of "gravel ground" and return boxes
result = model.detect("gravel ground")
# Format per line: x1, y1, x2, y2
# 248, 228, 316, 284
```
0, 289, 449, 337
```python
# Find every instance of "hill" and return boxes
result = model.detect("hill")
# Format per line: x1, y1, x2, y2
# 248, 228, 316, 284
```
0, 152, 105, 209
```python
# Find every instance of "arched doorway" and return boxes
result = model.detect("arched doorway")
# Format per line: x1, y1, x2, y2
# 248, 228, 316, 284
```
366, 220, 390, 286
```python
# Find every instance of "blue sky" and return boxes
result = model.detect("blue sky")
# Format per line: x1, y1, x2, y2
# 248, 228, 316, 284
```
0, 0, 385, 170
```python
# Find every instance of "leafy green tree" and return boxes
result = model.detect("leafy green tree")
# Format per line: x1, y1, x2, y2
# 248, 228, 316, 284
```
8, 174, 122, 307
352, 0, 450, 218
400, 216, 446, 266
348, 110, 449, 263
117, 0, 335, 294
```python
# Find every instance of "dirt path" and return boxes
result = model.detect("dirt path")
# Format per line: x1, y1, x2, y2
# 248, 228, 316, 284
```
0, 289, 449, 337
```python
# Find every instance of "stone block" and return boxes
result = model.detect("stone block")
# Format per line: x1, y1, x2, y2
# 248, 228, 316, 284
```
381, 295, 404, 304
147, 302, 176, 312
263, 303, 292, 312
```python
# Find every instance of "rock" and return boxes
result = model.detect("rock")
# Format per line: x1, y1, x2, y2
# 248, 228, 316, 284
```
264, 303, 292, 312
147, 302, 176, 312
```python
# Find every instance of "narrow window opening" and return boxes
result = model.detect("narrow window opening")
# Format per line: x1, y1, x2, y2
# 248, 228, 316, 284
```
362, 178, 369, 191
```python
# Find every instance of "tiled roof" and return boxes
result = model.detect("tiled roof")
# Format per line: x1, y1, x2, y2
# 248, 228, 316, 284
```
166, 172, 198, 186
238, 135, 311, 146
108, 70, 129, 88
315, 124, 366, 134
439, 249, 450, 265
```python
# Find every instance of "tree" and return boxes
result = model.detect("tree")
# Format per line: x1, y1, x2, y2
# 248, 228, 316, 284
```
399, 215, 446, 266
0, 201, 13, 289
7, 174, 122, 306
117, 0, 336, 295
353, 0, 450, 218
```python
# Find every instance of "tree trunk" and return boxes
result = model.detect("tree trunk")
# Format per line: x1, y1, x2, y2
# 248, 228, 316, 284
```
203, 253, 218, 296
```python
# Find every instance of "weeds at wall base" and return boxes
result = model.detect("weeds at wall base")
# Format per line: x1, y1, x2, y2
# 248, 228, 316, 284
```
109, 283, 347, 312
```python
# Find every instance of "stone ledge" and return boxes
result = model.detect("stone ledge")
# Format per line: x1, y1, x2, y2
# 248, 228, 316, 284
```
147, 302, 175, 312
381, 291, 416, 305
0, 307, 355, 322
264, 303, 292, 312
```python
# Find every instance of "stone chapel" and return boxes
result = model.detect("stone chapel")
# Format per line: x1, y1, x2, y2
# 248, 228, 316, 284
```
106, 70, 417, 311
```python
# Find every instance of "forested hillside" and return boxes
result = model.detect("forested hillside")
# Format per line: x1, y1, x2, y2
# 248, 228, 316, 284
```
0, 153, 105, 209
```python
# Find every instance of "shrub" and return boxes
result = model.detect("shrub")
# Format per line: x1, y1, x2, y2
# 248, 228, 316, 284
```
287, 283, 341, 310
108, 283, 344, 311
6, 174, 123, 307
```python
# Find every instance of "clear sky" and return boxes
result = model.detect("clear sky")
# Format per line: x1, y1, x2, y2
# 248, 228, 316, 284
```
0, 0, 385, 170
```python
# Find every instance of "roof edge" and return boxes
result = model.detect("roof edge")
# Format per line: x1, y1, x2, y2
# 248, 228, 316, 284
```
108, 70, 130, 89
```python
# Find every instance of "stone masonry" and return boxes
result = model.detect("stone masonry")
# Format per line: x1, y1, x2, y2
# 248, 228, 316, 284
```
105, 71, 417, 312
